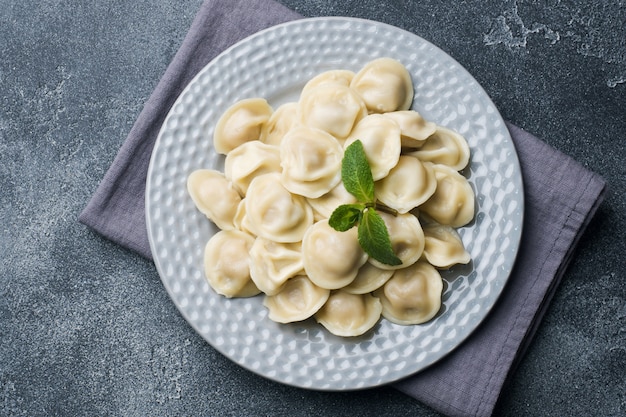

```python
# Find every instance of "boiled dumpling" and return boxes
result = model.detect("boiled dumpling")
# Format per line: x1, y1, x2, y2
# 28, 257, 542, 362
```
315, 290, 382, 337
344, 114, 402, 181
422, 223, 471, 269
382, 110, 437, 148
375, 261, 442, 325
350, 57, 413, 113
307, 182, 358, 221
213, 98, 273, 155
300, 69, 355, 98
263, 276, 330, 323
187, 169, 241, 230
343, 263, 394, 295
420, 164, 475, 228
369, 212, 425, 270
375, 155, 437, 213
259, 102, 299, 146
298, 84, 367, 139
244, 173, 314, 243
249, 238, 304, 295
302, 219, 368, 290
279, 126, 343, 198
225, 141, 281, 195
408, 126, 470, 171
203, 230, 260, 298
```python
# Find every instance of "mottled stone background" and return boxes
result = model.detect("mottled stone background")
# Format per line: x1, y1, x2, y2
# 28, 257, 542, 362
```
1, 1, 624, 416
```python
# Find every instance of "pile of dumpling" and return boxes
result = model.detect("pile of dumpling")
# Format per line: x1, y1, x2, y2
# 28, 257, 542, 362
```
187, 58, 474, 337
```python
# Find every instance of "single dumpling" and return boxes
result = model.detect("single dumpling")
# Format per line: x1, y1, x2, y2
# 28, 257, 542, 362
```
342, 263, 394, 295
420, 165, 475, 228
213, 98, 273, 155
279, 126, 343, 198
302, 219, 368, 290
203, 230, 260, 298
244, 173, 314, 243
307, 182, 358, 221
315, 290, 382, 337
187, 169, 241, 230
344, 114, 402, 181
369, 212, 425, 270
422, 223, 471, 269
375, 261, 443, 325
381, 110, 437, 148
259, 102, 299, 146
249, 238, 304, 295
350, 57, 413, 113
263, 276, 330, 323
300, 69, 355, 98
407, 126, 470, 171
298, 84, 367, 139
375, 155, 437, 213
225, 141, 281, 195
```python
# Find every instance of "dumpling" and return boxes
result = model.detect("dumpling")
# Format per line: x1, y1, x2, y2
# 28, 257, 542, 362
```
368, 212, 425, 270
375, 261, 443, 325
302, 219, 368, 290
375, 155, 437, 213
224, 141, 281, 195
344, 114, 402, 181
263, 276, 330, 323
203, 230, 260, 298
350, 57, 413, 113
298, 84, 367, 139
315, 290, 382, 337
343, 263, 394, 295
307, 182, 358, 221
244, 173, 314, 243
279, 126, 343, 198
259, 102, 299, 146
213, 98, 273, 155
419, 164, 475, 228
422, 223, 471, 269
249, 238, 304, 295
300, 69, 355, 98
407, 126, 470, 171
187, 169, 241, 230
381, 110, 437, 148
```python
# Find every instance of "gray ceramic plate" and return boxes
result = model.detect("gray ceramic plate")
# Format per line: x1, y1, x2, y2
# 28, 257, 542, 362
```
146, 17, 524, 390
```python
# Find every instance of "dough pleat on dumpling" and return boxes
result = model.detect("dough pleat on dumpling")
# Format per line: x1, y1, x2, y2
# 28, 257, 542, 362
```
382, 110, 437, 148
419, 164, 475, 228
187, 169, 241, 231
315, 290, 382, 337
213, 98, 273, 155
350, 57, 414, 113
249, 238, 304, 296
244, 173, 314, 243
407, 126, 470, 171
203, 230, 260, 298
259, 102, 299, 146
344, 114, 402, 181
263, 276, 330, 323
375, 261, 443, 325
279, 126, 343, 199
375, 155, 437, 214
422, 223, 471, 269
302, 219, 368, 290
368, 212, 425, 270
225, 141, 281, 196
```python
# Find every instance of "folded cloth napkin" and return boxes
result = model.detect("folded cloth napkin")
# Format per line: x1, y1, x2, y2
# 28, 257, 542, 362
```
79, 0, 607, 416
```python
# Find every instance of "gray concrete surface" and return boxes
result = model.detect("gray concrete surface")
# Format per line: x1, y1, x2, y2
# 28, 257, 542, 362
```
1, 0, 624, 416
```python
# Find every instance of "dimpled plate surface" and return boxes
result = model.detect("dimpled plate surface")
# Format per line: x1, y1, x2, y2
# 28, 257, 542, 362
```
146, 17, 524, 390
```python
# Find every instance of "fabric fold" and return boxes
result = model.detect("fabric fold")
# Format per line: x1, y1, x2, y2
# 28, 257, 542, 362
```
79, 1, 606, 416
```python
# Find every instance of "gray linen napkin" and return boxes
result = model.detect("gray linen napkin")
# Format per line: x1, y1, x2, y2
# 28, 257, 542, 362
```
79, 0, 607, 416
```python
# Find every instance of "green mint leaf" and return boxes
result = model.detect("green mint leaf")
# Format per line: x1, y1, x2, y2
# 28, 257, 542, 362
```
342, 140, 375, 203
328, 204, 364, 231
358, 209, 402, 266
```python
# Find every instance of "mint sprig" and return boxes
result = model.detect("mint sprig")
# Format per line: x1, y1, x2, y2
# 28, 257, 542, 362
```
328, 140, 402, 266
